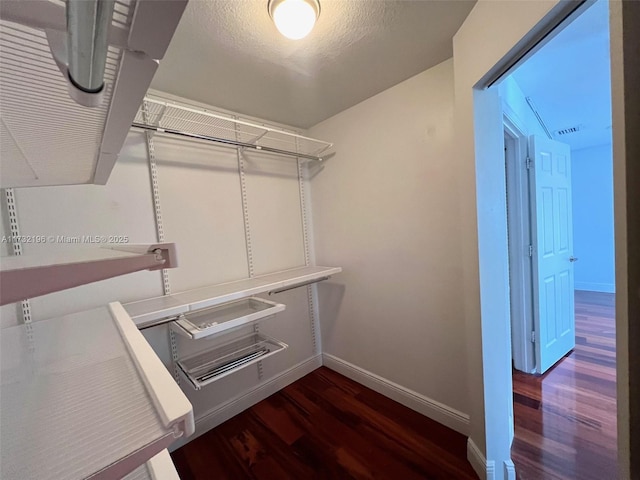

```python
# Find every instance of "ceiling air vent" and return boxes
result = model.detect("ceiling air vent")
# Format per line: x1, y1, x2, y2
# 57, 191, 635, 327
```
554, 125, 583, 137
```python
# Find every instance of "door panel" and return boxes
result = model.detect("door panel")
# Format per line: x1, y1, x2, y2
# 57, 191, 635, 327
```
529, 135, 575, 374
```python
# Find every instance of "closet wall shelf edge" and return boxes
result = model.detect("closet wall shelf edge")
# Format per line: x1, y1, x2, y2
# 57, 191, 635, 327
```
124, 265, 342, 328
0, 242, 178, 306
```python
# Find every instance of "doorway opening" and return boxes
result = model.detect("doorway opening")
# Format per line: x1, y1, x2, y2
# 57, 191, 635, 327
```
499, 1, 617, 476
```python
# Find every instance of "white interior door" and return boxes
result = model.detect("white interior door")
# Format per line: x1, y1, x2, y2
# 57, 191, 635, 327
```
529, 135, 576, 374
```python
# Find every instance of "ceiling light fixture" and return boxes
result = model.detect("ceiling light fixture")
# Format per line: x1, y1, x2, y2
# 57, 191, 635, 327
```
268, 0, 320, 40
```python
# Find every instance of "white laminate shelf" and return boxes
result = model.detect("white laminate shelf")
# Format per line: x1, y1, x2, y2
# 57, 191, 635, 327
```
0, 243, 178, 306
0, 303, 194, 480
125, 265, 342, 328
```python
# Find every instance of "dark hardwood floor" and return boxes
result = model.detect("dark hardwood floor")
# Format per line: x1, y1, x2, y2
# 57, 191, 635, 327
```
511, 290, 617, 480
171, 367, 478, 479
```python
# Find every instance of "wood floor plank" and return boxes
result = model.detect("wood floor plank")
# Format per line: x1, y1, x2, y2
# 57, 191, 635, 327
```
321, 385, 475, 479
511, 290, 618, 479
284, 383, 434, 479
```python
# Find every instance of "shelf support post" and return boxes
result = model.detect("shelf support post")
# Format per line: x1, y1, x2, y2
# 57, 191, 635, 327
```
3, 188, 34, 351
297, 141, 321, 354
236, 116, 263, 381
142, 100, 180, 384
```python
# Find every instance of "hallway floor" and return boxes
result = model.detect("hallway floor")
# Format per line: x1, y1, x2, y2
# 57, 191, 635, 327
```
511, 290, 617, 479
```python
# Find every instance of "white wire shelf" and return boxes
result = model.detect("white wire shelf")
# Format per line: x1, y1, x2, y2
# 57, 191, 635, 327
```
0, 18, 119, 187
170, 296, 285, 340
177, 332, 288, 390
0, 302, 194, 480
0, 243, 178, 306
132, 97, 334, 162
0, 1, 187, 187
124, 265, 342, 327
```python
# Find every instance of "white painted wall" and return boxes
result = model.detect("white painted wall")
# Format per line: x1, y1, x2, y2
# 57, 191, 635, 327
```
572, 143, 616, 293
9, 135, 165, 323
0, 97, 320, 440
308, 59, 470, 420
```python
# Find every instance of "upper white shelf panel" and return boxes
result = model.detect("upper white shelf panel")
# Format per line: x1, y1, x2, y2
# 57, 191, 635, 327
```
0, 0, 187, 188
133, 96, 334, 161
0, 302, 194, 480
0, 19, 118, 187
125, 265, 342, 327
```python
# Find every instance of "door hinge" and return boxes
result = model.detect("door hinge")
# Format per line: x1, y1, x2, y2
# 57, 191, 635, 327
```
526, 157, 533, 170
528, 245, 533, 257
531, 331, 536, 343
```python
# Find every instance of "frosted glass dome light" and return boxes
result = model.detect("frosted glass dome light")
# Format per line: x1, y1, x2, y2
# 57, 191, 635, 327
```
268, 0, 320, 40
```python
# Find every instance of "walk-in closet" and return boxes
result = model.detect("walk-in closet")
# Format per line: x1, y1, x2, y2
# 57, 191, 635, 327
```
1, 1, 638, 479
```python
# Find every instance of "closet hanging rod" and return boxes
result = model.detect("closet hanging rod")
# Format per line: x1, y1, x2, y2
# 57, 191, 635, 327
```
131, 123, 325, 162
268, 276, 329, 295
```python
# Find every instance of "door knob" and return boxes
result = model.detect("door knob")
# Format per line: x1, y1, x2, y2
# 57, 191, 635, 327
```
569, 256, 579, 262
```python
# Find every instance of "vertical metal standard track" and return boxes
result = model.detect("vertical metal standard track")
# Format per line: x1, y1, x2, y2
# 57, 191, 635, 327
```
3, 188, 34, 350
236, 123, 263, 380
297, 160, 311, 268
238, 155, 255, 279
142, 101, 180, 383
297, 140, 320, 354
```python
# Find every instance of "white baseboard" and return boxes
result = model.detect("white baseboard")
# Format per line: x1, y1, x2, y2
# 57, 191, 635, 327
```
171, 354, 322, 451
467, 438, 495, 480
575, 282, 615, 293
322, 353, 469, 436
504, 459, 516, 480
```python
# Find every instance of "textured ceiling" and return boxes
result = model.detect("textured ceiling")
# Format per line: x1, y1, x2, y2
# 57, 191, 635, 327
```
511, 0, 611, 151
151, 0, 476, 128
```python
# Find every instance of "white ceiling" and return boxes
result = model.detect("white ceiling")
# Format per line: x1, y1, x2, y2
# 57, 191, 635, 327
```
151, 0, 476, 129
511, 0, 611, 151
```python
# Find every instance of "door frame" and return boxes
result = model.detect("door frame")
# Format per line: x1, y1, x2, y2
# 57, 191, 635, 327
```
457, 1, 634, 477
504, 114, 536, 373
